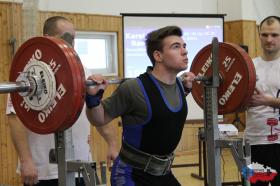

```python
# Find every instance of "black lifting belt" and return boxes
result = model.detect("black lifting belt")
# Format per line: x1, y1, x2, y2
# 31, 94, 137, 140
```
119, 141, 174, 176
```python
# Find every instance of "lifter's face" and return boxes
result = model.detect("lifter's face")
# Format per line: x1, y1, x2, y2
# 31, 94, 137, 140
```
55, 20, 76, 47
154, 35, 188, 73
259, 20, 280, 56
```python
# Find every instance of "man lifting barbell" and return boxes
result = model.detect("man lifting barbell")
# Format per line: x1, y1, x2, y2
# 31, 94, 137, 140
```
7, 16, 118, 186
85, 25, 195, 186
0, 22, 259, 185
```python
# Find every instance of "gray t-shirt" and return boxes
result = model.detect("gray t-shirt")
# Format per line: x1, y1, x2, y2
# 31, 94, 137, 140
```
102, 74, 182, 125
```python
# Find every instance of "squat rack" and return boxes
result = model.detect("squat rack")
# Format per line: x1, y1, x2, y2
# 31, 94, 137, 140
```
200, 37, 251, 186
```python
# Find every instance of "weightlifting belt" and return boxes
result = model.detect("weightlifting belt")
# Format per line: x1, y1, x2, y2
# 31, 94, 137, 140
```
119, 141, 174, 176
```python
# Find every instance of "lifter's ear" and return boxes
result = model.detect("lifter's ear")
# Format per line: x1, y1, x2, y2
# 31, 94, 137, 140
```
153, 50, 163, 62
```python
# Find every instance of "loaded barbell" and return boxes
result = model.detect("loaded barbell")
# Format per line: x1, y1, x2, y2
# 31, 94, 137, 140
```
0, 36, 256, 134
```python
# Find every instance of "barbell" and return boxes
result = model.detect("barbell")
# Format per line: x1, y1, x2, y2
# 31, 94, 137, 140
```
0, 36, 256, 134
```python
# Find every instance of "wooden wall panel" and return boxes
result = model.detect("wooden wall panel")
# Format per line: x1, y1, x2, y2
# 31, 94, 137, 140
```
224, 20, 261, 58
224, 21, 244, 45
255, 26, 262, 57
241, 21, 259, 57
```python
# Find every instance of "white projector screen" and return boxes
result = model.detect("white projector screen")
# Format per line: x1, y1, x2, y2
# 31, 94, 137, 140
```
122, 14, 224, 120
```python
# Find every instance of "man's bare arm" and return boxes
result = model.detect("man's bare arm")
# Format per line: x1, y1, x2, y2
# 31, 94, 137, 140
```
8, 114, 38, 185
96, 124, 119, 168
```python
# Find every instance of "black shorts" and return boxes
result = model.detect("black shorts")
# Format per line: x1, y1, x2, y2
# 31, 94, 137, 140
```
111, 157, 181, 186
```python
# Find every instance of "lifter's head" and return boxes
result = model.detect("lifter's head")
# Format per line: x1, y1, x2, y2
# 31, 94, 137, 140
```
145, 26, 183, 66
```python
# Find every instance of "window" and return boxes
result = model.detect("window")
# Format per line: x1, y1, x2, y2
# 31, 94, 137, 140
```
74, 31, 118, 76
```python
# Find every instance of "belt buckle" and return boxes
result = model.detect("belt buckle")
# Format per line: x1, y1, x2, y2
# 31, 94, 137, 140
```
143, 154, 174, 176
162, 154, 174, 175
144, 155, 153, 173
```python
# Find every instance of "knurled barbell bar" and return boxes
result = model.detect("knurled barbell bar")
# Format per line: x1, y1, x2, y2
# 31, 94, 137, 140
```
0, 36, 256, 134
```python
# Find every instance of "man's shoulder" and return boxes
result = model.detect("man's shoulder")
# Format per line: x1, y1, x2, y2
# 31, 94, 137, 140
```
119, 78, 140, 91
111, 78, 143, 101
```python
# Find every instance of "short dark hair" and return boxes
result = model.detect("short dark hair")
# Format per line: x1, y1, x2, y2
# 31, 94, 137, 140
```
259, 16, 280, 30
43, 16, 70, 36
145, 26, 183, 66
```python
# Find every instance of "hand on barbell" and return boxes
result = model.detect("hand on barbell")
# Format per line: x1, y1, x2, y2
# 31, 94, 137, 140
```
86, 74, 109, 96
180, 71, 196, 90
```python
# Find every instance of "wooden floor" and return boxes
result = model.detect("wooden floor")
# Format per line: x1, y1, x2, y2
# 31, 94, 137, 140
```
172, 150, 241, 186
103, 149, 242, 186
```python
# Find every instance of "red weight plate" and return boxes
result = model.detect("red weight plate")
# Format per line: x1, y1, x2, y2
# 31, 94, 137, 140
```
190, 42, 256, 115
46, 37, 86, 131
52, 38, 86, 131
9, 36, 85, 134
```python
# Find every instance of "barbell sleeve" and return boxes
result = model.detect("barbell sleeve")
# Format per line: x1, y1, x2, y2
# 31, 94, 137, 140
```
0, 82, 30, 94
0, 78, 127, 94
